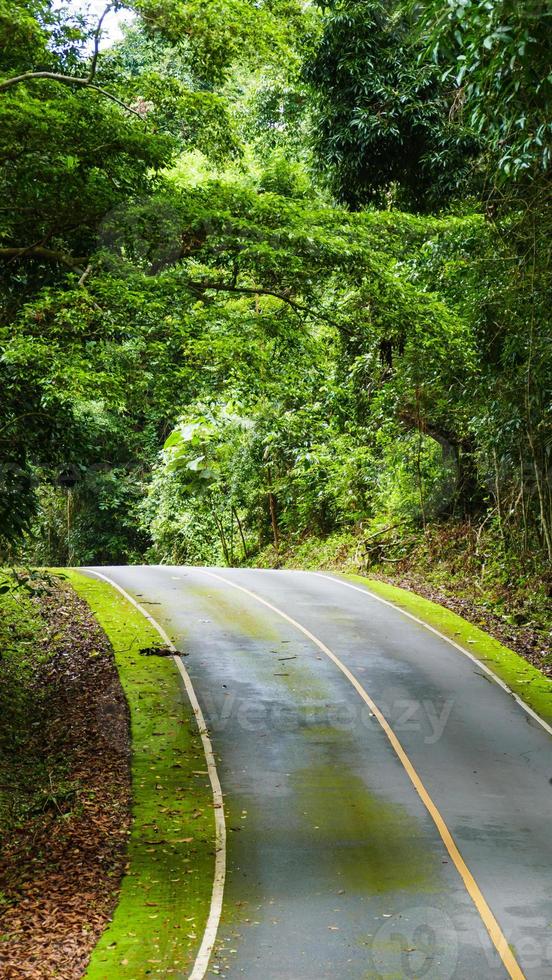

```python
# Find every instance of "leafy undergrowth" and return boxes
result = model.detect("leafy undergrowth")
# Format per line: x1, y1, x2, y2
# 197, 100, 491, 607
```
0, 570, 131, 979
255, 522, 552, 680
64, 571, 214, 980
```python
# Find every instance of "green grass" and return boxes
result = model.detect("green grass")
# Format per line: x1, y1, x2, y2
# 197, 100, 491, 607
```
65, 570, 215, 980
344, 574, 552, 729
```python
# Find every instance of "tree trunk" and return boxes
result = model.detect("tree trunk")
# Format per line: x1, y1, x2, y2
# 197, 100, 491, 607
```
526, 427, 552, 560
210, 502, 230, 565
266, 466, 280, 551
453, 439, 483, 517
399, 409, 483, 517
268, 492, 279, 551
232, 506, 249, 561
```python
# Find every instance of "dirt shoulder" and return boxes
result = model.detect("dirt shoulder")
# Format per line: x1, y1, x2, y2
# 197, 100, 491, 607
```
0, 572, 131, 979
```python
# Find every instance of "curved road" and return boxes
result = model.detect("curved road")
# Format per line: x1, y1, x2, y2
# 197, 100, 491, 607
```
89, 566, 552, 980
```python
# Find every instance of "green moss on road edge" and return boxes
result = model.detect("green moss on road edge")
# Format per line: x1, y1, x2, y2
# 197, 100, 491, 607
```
343, 574, 552, 729
64, 570, 214, 980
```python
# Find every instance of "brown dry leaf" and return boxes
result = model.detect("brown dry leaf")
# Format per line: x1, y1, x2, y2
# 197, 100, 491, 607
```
0, 582, 133, 980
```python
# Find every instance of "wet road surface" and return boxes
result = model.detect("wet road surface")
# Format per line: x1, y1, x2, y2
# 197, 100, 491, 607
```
86, 566, 552, 980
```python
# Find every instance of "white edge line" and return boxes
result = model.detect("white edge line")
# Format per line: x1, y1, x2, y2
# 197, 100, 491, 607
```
83, 568, 226, 980
313, 572, 552, 738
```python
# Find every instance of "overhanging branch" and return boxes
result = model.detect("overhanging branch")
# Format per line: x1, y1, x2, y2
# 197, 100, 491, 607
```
0, 72, 144, 118
0, 246, 86, 269
186, 280, 353, 336
188, 280, 307, 314
0, 6, 143, 119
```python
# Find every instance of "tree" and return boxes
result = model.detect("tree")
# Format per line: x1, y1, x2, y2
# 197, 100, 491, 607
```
1, 0, 550, 573
304, 0, 477, 210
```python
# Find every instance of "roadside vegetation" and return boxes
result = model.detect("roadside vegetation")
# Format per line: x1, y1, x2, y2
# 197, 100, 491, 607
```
0, 568, 215, 978
1, 0, 550, 663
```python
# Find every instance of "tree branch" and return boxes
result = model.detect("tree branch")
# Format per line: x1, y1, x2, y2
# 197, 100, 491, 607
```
0, 4, 144, 121
0, 246, 86, 269
88, 83, 145, 119
0, 71, 145, 118
186, 280, 353, 335
188, 280, 308, 314
88, 5, 113, 83
78, 263, 93, 287
0, 412, 52, 440
0, 71, 85, 92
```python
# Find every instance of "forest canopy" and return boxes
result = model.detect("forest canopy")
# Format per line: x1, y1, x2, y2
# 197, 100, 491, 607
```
1, 0, 550, 598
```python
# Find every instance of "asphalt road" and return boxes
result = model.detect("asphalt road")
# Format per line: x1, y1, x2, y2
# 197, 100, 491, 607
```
88, 566, 552, 980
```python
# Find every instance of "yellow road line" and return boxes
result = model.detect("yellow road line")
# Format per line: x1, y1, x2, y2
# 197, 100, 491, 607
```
199, 568, 525, 980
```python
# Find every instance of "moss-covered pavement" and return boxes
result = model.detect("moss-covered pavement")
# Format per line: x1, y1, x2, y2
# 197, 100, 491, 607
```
65, 570, 215, 980
346, 573, 552, 730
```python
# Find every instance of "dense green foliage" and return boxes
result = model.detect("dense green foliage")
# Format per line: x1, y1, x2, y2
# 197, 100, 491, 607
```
420, 0, 552, 181
1, 0, 550, 593
304, 0, 478, 209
